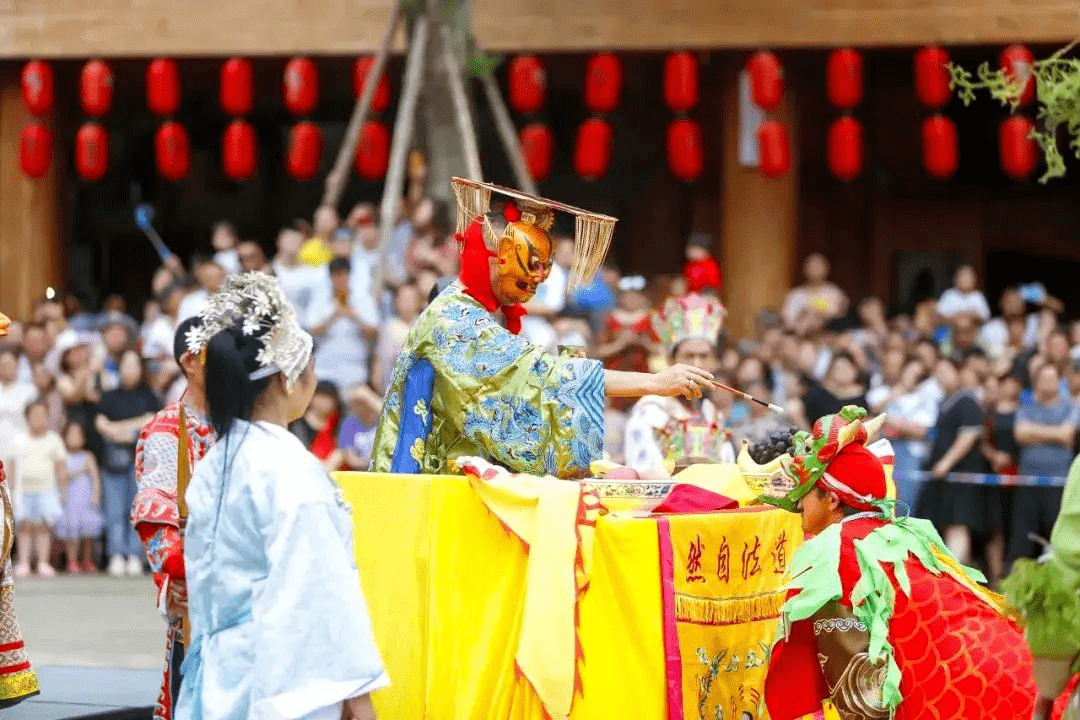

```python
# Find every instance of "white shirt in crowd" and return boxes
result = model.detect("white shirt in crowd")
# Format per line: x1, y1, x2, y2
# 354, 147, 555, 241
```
936, 288, 991, 321
0, 380, 36, 469
304, 269, 380, 392
142, 316, 177, 360
272, 260, 322, 322
214, 248, 241, 276
177, 288, 210, 323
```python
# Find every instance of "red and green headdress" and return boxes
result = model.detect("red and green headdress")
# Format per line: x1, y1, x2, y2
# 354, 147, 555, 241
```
761, 406, 890, 515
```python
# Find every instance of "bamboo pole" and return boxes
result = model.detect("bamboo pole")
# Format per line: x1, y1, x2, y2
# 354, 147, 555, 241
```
373, 14, 430, 303
480, 71, 537, 195
321, 5, 402, 211
441, 25, 483, 181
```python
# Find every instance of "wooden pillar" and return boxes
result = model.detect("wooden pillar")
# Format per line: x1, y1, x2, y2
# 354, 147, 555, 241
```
0, 70, 64, 322
719, 58, 797, 340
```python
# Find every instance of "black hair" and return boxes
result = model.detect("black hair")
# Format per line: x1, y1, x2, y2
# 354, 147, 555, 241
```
173, 317, 203, 366
314, 379, 340, 398
811, 485, 863, 516
428, 277, 454, 306
960, 347, 987, 363
686, 232, 713, 250
431, 200, 453, 235
328, 257, 351, 274
204, 323, 275, 437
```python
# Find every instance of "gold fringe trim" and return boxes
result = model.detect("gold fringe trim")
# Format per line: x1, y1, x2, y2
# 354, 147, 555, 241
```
0, 669, 40, 701
674, 590, 787, 626
930, 546, 1018, 620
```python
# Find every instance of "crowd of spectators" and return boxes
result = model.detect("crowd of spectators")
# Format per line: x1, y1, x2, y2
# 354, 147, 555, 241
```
0, 191, 1076, 587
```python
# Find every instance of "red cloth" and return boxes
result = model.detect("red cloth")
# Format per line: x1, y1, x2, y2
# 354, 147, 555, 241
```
456, 217, 526, 335
310, 411, 340, 462
651, 484, 739, 514
683, 256, 722, 293
820, 443, 888, 511
765, 517, 1037, 720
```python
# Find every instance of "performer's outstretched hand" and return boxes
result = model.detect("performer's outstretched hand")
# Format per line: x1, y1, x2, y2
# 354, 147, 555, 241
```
653, 363, 714, 400
342, 694, 377, 720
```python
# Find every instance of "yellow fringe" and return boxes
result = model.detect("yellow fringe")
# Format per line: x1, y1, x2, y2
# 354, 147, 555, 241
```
0, 669, 40, 701
674, 590, 787, 626
930, 546, 1018, 620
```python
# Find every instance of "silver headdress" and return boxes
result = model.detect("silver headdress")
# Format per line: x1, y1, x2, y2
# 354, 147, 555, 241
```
184, 272, 313, 386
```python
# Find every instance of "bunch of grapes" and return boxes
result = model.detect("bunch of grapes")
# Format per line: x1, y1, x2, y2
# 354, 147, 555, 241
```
747, 428, 799, 465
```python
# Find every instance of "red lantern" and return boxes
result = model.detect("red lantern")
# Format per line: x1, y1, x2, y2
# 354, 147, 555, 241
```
826, 49, 863, 111
664, 52, 699, 113
155, 121, 191, 182
222, 120, 257, 181
921, 114, 958, 180
75, 122, 109, 182
914, 46, 951, 110
21, 61, 54, 116
19, 123, 52, 178
220, 58, 254, 117
507, 55, 546, 114
999, 115, 1037, 180
354, 121, 390, 181
1000, 45, 1036, 108
585, 53, 623, 114
757, 120, 789, 178
827, 116, 864, 181
284, 58, 319, 116
353, 58, 391, 114
747, 51, 783, 111
573, 118, 613, 180
80, 60, 114, 117
519, 122, 554, 182
146, 58, 181, 116
666, 118, 704, 182
287, 121, 323, 180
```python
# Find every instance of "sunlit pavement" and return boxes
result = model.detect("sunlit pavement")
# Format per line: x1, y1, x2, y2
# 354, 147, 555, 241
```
9, 574, 162, 719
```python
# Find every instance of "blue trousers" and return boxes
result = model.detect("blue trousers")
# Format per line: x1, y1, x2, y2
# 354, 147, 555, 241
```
102, 466, 142, 557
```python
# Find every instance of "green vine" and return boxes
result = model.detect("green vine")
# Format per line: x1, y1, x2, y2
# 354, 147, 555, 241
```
947, 41, 1080, 182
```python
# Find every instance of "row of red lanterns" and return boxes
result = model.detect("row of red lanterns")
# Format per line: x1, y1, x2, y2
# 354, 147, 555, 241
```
20, 56, 392, 120
20, 119, 390, 183
509, 52, 702, 183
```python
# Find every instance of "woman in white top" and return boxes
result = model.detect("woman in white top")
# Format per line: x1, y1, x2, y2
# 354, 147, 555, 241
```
177, 273, 387, 720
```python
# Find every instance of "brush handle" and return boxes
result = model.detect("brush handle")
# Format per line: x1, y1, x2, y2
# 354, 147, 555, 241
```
712, 380, 786, 414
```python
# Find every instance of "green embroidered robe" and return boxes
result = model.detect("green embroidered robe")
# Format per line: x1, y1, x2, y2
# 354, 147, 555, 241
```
370, 282, 606, 479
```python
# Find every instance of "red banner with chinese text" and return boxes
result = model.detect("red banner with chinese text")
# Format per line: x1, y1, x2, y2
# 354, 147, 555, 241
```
658, 508, 803, 720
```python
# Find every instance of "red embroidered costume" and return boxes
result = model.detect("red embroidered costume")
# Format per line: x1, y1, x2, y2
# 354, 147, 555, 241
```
131, 401, 215, 720
761, 406, 1038, 720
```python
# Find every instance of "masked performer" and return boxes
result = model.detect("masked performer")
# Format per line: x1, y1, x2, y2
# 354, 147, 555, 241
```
177, 273, 387, 720
761, 406, 1036, 720
131, 316, 217, 720
1003, 453, 1080, 720
0, 312, 39, 708
371, 179, 713, 479
623, 293, 734, 474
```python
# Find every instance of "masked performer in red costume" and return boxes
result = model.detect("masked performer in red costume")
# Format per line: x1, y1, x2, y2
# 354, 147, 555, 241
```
0, 311, 39, 708
131, 317, 216, 720
761, 406, 1037, 720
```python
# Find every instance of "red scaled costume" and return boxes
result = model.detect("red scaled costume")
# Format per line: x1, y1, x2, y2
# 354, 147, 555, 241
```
131, 401, 215, 720
762, 406, 1037, 720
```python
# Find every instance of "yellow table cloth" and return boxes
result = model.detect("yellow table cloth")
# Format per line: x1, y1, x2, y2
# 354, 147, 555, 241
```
339, 472, 800, 720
